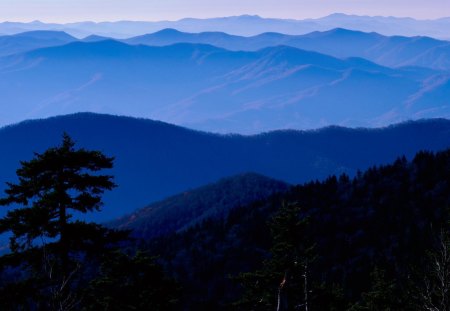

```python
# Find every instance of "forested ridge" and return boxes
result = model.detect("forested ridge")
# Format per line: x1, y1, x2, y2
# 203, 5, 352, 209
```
147, 149, 450, 310
0, 134, 449, 310
111, 173, 290, 239
1, 113, 449, 223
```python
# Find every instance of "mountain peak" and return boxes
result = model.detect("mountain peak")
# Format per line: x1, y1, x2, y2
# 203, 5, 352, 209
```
13, 30, 76, 41
81, 34, 111, 42
306, 28, 375, 38
235, 14, 263, 20
153, 28, 185, 35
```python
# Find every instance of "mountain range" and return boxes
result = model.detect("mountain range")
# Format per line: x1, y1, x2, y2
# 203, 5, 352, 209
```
0, 13, 449, 310
0, 34, 449, 132
0, 113, 448, 223
124, 28, 450, 71
3, 28, 449, 70
1, 14, 450, 39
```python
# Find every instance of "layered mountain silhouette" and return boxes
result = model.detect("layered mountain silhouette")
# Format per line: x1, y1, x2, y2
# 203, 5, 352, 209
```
3, 28, 449, 70
1, 14, 450, 38
0, 39, 449, 132
0, 113, 448, 222
125, 28, 450, 70
0, 13, 449, 309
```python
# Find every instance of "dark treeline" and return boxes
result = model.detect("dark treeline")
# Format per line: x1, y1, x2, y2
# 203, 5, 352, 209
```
147, 149, 450, 310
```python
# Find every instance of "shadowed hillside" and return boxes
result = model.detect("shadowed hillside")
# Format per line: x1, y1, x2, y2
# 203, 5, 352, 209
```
110, 173, 289, 238
0, 113, 449, 222
141, 149, 450, 309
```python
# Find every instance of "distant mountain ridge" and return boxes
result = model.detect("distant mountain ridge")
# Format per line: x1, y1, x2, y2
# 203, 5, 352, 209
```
0, 39, 449, 132
1, 14, 450, 38
0, 30, 76, 57
124, 28, 450, 70
3, 28, 450, 70
0, 113, 448, 223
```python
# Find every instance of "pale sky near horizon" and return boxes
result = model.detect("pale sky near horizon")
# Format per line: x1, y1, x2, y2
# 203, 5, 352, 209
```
0, 0, 449, 23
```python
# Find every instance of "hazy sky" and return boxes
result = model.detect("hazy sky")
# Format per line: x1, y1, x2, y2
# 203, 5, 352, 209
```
1, 0, 449, 22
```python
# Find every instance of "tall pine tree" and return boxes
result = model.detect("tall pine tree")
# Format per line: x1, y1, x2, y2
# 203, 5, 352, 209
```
0, 133, 122, 310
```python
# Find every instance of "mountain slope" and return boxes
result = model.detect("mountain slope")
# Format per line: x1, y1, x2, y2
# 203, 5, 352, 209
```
142, 149, 450, 309
0, 30, 77, 57
0, 113, 448, 223
111, 173, 289, 238
0, 40, 448, 133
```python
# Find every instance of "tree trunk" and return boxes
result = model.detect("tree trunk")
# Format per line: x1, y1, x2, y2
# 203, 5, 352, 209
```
304, 261, 309, 311
59, 202, 68, 277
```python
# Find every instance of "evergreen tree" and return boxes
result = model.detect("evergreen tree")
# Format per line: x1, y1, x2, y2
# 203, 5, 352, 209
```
0, 133, 116, 252
348, 268, 401, 311
0, 133, 122, 310
82, 251, 180, 311
235, 202, 316, 311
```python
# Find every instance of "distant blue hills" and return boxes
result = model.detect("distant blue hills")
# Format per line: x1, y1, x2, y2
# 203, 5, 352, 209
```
2, 28, 449, 69
1, 14, 450, 39
124, 28, 450, 70
0, 113, 448, 223
0, 30, 76, 57
0, 31, 449, 133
